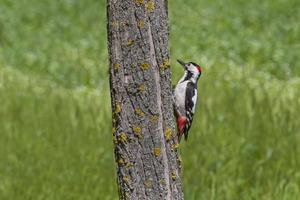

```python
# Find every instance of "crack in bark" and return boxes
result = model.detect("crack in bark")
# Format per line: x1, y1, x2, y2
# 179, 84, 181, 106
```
147, 20, 171, 200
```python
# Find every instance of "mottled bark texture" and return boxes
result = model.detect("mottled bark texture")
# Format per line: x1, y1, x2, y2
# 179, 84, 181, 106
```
107, 0, 183, 199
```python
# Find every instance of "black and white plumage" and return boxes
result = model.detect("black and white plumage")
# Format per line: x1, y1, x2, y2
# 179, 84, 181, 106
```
173, 59, 202, 142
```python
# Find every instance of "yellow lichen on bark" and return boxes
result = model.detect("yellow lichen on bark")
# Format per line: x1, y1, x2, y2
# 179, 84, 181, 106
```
177, 156, 182, 164
113, 63, 121, 72
111, 21, 118, 28
164, 127, 172, 141
133, 126, 143, 139
134, 0, 144, 5
118, 132, 128, 143
137, 20, 145, 28
123, 176, 129, 185
112, 127, 116, 135
172, 143, 180, 150
127, 162, 134, 167
138, 84, 146, 92
159, 179, 166, 186
171, 171, 177, 181
127, 39, 134, 46
160, 59, 171, 70
140, 63, 150, 70
118, 158, 126, 166
133, 126, 142, 134
150, 114, 158, 123
119, 20, 127, 28
153, 147, 161, 157
115, 103, 122, 114
134, 108, 145, 117
113, 137, 118, 145
146, 0, 154, 11
125, 192, 129, 198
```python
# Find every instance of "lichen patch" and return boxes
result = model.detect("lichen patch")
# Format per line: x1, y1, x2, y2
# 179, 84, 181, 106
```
118, 132, 128, 143
171, 171, 177, 181
134, 108, 145, 117
140, 63, 150, 70
127, 39, 134, 46
115, 103, 122, 114
137, 20, 145, 28
133, 126, 143, 139
146, 0, 154, 11
160, 59, 171, 70
134, 0, 144, 5
153, 147, 161, 157
138, 84, 146, 92
113, 63, 121, 72
150, 115, 158, 123
164, 127, 172, 141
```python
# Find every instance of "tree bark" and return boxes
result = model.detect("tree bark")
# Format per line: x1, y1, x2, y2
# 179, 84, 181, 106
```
107, 0, 183, 199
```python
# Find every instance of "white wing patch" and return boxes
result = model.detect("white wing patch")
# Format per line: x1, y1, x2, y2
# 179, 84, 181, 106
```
191, 90, 197, 113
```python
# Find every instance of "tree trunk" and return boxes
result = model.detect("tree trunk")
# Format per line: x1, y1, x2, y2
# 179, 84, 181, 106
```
107, 0, 183, 199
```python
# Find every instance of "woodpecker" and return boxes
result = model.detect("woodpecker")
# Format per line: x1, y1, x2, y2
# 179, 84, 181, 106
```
173, 59, 202, 142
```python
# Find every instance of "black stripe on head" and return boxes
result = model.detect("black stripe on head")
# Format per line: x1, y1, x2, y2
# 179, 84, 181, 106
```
180, 71, 193, 83
190, 62, 199, 67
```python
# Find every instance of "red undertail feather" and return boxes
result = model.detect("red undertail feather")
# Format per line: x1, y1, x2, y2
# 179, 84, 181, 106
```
177, 116, 187, 142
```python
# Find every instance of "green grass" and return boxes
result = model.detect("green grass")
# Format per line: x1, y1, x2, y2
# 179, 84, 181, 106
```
0, 0, 300, 199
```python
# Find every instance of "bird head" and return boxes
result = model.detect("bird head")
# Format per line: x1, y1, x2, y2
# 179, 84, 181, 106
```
177, 59, 202, 78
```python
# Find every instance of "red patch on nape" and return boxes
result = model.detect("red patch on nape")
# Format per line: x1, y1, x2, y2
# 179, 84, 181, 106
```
196, 66, 202, 73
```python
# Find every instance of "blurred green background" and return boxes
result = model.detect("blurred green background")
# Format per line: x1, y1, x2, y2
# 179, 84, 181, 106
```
0, 0, 300, 199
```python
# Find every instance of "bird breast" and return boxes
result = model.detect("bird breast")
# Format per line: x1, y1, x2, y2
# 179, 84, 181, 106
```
174, 81, 188, 115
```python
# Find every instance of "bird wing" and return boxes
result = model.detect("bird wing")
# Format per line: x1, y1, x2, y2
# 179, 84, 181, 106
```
184, 82, 197, 139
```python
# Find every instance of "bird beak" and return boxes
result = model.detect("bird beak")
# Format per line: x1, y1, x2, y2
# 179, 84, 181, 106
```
177, 59, 186, 69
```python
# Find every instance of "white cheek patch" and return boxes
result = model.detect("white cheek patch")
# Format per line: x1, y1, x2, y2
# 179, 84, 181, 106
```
189, 66, 195, 73
188, 66, 199, 76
